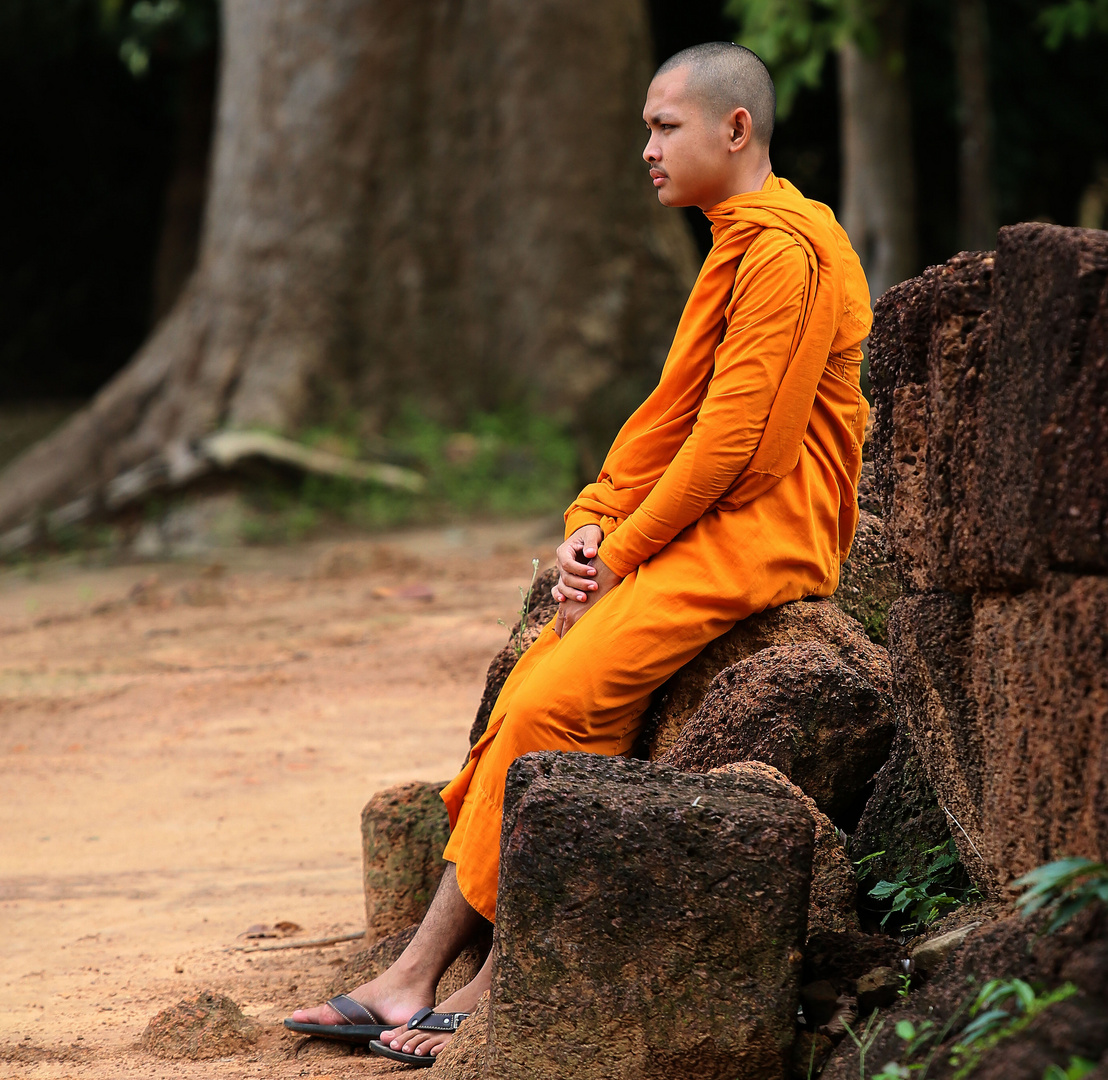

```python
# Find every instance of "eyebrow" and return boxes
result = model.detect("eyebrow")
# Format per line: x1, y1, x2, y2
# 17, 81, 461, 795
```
646, 112, 680, 125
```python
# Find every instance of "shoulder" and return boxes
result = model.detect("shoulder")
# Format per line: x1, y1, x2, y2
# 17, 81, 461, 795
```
729, 227, 809, 306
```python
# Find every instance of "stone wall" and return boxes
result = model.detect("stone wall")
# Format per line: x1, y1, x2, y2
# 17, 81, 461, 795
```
870, 223, 1108, 894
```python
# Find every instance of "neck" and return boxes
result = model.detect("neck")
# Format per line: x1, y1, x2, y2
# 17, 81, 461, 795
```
697, 154, 773, 211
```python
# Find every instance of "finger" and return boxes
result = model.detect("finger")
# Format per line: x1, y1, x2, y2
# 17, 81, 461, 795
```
557, 578, 590, 603
561, 573, 597, 595
581, 543, 599, 559
551, 584, 566, 602
562, 559, 596, 577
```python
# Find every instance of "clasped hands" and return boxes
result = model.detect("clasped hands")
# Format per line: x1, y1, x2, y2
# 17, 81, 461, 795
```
552, 524, 623, 637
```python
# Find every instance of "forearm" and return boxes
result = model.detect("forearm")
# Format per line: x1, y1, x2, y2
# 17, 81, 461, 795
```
599, 240, 808, 577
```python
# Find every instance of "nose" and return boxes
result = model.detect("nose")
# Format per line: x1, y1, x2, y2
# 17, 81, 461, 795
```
643, 136, 660, 165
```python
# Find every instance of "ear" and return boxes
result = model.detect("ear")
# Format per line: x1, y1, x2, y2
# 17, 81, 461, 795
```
728, 107, 755, 153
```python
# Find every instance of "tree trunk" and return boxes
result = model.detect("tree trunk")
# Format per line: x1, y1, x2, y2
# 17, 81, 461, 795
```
0, 0, 697, 540
953, 0, 996, 251
838, 3, 917, 304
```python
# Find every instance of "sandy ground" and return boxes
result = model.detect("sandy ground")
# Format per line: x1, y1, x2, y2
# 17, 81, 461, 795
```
0, 518, 561, 1079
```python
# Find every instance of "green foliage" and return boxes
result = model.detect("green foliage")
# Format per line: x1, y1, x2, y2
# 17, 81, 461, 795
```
1013, 857, 1108, 934
241, 407, 578, 543
97, 0, 216, 76
1043, 1057, 1098, 1080
865, 839, 982, 935
1038, 0, 1108, 47
725, 0, 873, 117
946, 979, 1079, 1079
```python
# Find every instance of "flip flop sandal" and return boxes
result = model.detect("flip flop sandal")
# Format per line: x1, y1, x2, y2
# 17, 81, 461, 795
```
368, 1040, 437, 1067
368, 1008, 470, 1067
283, 994, 391, 1043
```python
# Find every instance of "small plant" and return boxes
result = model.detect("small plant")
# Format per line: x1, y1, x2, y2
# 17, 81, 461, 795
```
840, 1011, 886, 1079
946, 978, 1079, 1079
506, 558, 542, 656
1042, 1057, 1098, 1080
866, 840, 982, 935
1013, 857, 1108, 934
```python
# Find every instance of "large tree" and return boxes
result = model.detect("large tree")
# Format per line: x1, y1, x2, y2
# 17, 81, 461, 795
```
0, 0, 698, 544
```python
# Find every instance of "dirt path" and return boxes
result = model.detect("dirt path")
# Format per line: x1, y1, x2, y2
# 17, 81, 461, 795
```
0, 519, 559, 1078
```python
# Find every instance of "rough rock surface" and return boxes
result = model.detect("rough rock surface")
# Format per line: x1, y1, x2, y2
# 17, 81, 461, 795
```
869, 249, 995, 593
712, 761, 859, 935
832, 508, 900, 645
429, 991, 490, 1080
140, 991, 259, 1060
869, 224, 1108, 893
890, 579, 1108, 894
469, 567, 559, 747
821, 908, 1108, 1080
661, 639, 895, 824
491, 751, 814, 1080
361, 780, 450, 944
639, 598, 886, 763
851, 722, 952, 889
802, 929, 904, 992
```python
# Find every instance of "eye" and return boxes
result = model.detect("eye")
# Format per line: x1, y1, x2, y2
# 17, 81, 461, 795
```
659, 123, 675, 131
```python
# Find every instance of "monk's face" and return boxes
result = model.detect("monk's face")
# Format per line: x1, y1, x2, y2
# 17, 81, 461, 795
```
642, 67, 738, 210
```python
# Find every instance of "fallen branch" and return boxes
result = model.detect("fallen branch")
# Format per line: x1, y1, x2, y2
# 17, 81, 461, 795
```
229, 930, 365, 953
202, 431, 425, 493
0, 429, 425, 556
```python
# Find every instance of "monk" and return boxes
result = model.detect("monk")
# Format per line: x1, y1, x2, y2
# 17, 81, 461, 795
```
286, 40, 871, 1066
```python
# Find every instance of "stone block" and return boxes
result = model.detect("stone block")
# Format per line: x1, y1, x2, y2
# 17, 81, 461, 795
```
851, 722, 952, 890
712, 761, 858, 935
361, 780, 450, 944
971, 574, 1108, 883
887, 593, 990, 892
869, 251, 994, 593
640, 598, 887, 764
832, 508, 901, 645
971, 225, 1108, 583
660, 639, 895, 825
890, 577, 1108, 893
490, 751, 814, 1080
869, 226, 1108, 593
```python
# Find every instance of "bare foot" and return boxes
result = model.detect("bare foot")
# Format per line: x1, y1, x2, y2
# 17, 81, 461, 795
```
378, 960, 491, 1059
289, 965, 434, 1028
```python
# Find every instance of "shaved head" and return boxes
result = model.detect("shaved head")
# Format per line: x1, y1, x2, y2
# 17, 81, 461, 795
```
655, 42, 776, 146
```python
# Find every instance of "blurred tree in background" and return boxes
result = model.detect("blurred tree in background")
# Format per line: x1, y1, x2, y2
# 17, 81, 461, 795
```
0, 0, 1104, 542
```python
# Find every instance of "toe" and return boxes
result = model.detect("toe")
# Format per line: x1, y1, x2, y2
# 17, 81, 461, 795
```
290, 1003, 342, 1025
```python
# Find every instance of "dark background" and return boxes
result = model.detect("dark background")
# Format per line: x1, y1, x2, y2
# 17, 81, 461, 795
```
2, 0, 1105, 401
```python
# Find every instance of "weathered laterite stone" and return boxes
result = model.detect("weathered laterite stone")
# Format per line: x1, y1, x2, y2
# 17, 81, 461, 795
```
490, 752, 814, 1080
850, 721, 952, 889
832, 508, 900, 646
639, 598, 888, 765
712, 761, 859, 936
361, 780, 450, 944
661, 639, 895, 824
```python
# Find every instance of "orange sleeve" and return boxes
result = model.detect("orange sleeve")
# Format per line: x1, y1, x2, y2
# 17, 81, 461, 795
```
598, 232, 809, 578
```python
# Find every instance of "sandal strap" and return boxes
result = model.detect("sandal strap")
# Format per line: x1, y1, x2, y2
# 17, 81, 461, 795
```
328, 995, 380, 1026
407, 1006, 469, 1032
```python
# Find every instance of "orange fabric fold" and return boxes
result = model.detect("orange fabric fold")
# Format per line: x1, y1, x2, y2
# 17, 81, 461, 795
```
566, 174, 871, 577
438, 173, 873, 923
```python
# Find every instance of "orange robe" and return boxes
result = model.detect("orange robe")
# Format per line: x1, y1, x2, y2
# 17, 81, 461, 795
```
441, 174, 872, 922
